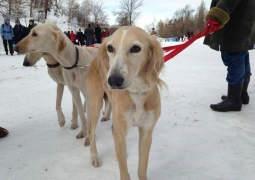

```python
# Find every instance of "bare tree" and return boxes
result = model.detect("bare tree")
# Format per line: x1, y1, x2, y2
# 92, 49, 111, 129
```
79, 0, 92, 27
150, 2, 208, 38
12, 0, 27, 16
144, 17, 157, 34
194, 0, 208, 33
172, 4, 195, 36
90, 0, 108, 25
66, 0, 80, 23
113, 0, 143, 26
0, 0, 9, 15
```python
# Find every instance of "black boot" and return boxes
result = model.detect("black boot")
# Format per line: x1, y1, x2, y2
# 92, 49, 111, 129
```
221, 76, 250, 104
211, 83, 243, 112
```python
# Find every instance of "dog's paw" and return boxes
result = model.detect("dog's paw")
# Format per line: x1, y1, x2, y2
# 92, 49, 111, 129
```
58, 118, 66, 127
101, 117, 110, 122
84, 137, 90, 146
91, 155, 100, 167
70, 122, 78, 130
76, 131, 86, 139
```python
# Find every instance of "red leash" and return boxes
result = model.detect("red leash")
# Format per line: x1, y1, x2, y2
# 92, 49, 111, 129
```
163, 21, 220, 62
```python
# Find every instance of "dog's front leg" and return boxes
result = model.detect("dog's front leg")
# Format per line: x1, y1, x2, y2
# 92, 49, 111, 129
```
84, 80, 104, 167
138, 127, 155, 180
68, 86, 87, 138
56, 83, 65, 127
112, 115, 131, 180
70, 100, 78, 129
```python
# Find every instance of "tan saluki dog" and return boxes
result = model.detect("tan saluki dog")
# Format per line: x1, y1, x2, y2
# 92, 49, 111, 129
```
23, 52, 112, 131
85, 26, 165, 180
13, 23, 100, 138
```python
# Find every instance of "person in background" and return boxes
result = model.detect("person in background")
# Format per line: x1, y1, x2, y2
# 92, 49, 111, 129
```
67, 31, 70, 39
187, 30, 191, 39
95, 24, 102, 44
84, 24, 94, 46
0, 127, 9, 138
150, 28, 157, 35
13, 18, 27, 50
101, 29, 111, 41
76, 29, 85, 46
27, 19, 36, 34
0, 17, 14, 55
70, 31, 76, 44
204, 0, 255, 112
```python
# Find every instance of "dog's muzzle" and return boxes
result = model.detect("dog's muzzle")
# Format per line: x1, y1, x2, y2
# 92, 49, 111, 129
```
23, 59, 31, 66
108, 75, 124, 89
13, 45, 18, 52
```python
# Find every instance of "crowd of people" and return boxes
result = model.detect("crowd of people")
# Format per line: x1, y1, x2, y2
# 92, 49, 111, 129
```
0, 18, 36, 55
63, 23, 111, 46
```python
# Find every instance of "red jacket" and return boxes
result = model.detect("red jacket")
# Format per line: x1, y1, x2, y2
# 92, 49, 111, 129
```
70, 32, 76, 42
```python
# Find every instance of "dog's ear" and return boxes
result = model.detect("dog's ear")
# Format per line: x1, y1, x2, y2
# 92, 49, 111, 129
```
145, 35, 164, 88
98, 37, 110, 73
52, 31, 67, 54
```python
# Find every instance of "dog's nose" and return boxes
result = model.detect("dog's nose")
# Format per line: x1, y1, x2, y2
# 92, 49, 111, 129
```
13, 45, 18, 52
108, 75, 124, 89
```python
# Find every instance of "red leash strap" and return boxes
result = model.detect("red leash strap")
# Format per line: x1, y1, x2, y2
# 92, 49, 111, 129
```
163, 22, 220, 62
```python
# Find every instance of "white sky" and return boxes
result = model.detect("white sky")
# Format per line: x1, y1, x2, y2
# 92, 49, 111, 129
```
104, 0, 212, 28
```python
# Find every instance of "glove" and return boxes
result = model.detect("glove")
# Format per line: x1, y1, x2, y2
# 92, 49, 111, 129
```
1, 36, 4, 40
206, 18, 221, 34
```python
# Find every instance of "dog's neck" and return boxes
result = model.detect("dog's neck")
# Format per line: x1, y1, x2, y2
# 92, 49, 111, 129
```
53, 38, 78, 68
43, 53, 58, 65
127, 76, 150, 94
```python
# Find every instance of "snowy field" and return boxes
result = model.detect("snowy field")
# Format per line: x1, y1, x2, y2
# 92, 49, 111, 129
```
0, 38, 255, 180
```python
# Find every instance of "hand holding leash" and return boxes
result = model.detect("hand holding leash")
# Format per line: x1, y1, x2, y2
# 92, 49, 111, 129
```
205, 18, 221, 34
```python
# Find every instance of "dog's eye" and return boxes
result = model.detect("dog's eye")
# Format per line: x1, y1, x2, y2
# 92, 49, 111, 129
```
107, 45, 114, 53
32, 32, 37, 37
130, 45, 141, 53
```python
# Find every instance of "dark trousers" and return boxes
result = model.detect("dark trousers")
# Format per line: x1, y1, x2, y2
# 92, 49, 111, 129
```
221, 51, 252, 85
78, 39, 85, 46
86, 36, 94, 46
3, 39, 14, 54
96, 36, 101, 44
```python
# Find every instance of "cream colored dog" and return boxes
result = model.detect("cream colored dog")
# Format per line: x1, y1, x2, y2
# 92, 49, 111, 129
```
23, 52, 112, 131
14, 23, 100, 138
85, 26, 165, 180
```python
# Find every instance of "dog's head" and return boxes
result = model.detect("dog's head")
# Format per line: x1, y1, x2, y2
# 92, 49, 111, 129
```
99, 26, 164, 92
13, 23, 67, 55
23, 52, 44, 66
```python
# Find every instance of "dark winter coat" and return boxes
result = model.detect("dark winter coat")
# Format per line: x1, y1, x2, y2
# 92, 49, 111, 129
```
0, 18, 14, 40
27, 20, 36, 34
13, 24, 27, 44
204, 0, 255, 52
84, 27, 94, 37
76, 31, 85, 41
95, 26, 102, 41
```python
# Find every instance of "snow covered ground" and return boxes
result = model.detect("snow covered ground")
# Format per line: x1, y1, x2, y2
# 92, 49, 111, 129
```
0, 37, 255, 180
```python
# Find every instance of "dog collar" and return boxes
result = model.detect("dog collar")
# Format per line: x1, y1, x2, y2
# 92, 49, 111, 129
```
63, 47, 79, 70
46, 62, 60, 68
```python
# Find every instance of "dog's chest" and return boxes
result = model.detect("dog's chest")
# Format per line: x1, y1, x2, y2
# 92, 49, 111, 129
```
124, 94, 155, 129
48, 69, 65, 84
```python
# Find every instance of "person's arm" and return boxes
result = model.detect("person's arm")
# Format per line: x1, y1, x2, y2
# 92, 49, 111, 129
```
0, 25, 3, 38
206, 0, 242, 28
11, 26, 14, 38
